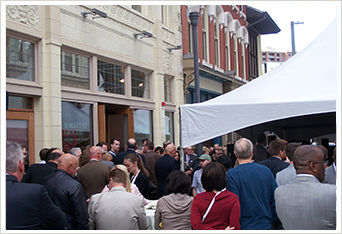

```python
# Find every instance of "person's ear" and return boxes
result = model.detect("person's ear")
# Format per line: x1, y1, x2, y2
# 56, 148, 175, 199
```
19, 160, 24, 173
309, 162, 318, 173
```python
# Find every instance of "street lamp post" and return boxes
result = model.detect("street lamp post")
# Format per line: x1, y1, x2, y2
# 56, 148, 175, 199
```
188, 5, 203, 157
291, 21, 304, 55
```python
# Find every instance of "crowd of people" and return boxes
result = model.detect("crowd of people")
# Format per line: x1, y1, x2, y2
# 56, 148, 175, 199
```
6, 134, 336, 230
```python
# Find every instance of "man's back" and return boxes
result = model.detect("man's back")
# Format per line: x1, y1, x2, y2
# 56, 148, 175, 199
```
144, 150, 161, 187
275, 176, 336, 230
226, 163, 278, 230
88, 186, 148, 230
155, 154, 180, 198
258, 157, 289, 178
254, 144, 269, 162
6, 175, 66, 230
77, 160, 111, 198
21, 162, 57, 183
41, 169, 89, 230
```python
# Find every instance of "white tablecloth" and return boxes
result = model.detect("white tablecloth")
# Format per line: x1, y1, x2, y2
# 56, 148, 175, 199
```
145, 208, 155, 230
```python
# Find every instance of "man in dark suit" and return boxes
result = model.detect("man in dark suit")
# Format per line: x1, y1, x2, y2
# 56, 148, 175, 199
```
155, 143, 180, 198
21, 149, 64, 183
143, 141, 161, 199
109, 138, 120, 164
114, 138, 146, 166
6, 141, 66, 230
77, 146, 112, 198
258, 139, 290, 178
183, 146, 200, 176
254, 133, 270, 163
41, 154, 89, 230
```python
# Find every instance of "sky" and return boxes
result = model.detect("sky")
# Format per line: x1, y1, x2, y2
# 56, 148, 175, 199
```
249, 1, 340, 53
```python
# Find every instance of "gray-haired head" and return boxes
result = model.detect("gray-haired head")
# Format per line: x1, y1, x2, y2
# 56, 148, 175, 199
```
234, 138, 253, 159
69, 147, 82, 157
6, 141, 23, 173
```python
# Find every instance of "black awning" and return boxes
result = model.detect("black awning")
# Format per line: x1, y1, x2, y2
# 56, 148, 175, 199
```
246, 5, 281, 35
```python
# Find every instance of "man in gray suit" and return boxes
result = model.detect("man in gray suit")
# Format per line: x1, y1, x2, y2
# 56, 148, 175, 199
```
276, 142, 302, 186
88, 167, 148, 230
323, 146, 336, 184
275, 145, 336, 230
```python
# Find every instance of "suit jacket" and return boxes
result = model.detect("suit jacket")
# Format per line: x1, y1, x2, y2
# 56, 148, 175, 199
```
21, 162, 57, 184
101, 159, 114, 168
115, 149, 146, 167
131, 170, 150, 199
144, 150, 161, 187
254, 144, 270, 162
275, 163, 296, 186
6, 175, 66, 230
258, 156, 290, 178
184, 154, 200, 172
155, 154, 180, 198
77, 160, 112, 198
323, 164, 336, 184
275, 175, 336, 230
40, 170, 89, 230
88, 186, 148, 230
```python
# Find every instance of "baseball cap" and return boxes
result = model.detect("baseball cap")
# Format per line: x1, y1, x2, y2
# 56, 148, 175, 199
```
198, 154, 212, 161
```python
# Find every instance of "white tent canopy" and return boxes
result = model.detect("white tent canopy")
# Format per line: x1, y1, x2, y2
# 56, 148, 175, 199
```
180, 18, 337, 148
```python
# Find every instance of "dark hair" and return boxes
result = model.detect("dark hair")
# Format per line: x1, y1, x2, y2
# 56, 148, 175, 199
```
39, 148, 49, 161
47, 152, 63, 161
201, 162, 226, 192
154, 146, 164, 154
142, 138, 148, 144
124, 153, 150, 177
166, 170, 191, 194
316, 145, 328, 157
127, 139, 136, 149
79, 148, 90, 167
286, 142, 302, 161
145, 141, 154, 150
110, 138, 120, 145
96, 141, 108, 147
109, 168, 127, 184
46, 147, 58, 161
257, 133, 266, 144
268, 139, 288, 156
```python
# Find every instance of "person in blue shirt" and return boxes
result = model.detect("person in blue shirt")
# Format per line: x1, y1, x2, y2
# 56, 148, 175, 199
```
226, 138, 278, 230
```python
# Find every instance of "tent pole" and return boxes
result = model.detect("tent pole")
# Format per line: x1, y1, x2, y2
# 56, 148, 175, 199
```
179, 107, 184, 172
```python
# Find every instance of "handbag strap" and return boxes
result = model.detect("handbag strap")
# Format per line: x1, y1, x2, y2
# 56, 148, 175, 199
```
202, 188, 226, 223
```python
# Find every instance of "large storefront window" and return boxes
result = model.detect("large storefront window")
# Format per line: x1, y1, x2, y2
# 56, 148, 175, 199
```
62, 101, 93, 152
61, 51, 90, 89
165, 111, 174, 142
134, 109, 152, 144
97, 60, 125, 94
131, 70, 150, 99
6, 36, 35, 81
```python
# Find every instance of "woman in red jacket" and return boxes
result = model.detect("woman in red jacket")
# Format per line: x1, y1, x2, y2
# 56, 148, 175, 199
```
191, 162, 241, 230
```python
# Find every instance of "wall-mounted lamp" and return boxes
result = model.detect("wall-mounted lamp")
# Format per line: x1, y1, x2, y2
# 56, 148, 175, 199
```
167, 45, 182, 52
81, 8, 107, 19
138, 83, 144, 87
133, 30, 153, 39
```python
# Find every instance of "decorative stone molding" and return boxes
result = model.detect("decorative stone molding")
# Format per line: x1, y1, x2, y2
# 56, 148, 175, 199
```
163, 52, 174, 70
240, 11, 246, 21
162, 27, 175, 44
202, 60, 213, 69
231, 5, 239, 14
94, 5, 154, 32
184, 72, 195, 96
6, 5, 39, 27
214, 65, 224, 73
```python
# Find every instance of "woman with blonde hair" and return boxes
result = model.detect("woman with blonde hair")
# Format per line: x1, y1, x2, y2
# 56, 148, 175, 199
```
124, 153, 150, 199
101, 164, 148, 205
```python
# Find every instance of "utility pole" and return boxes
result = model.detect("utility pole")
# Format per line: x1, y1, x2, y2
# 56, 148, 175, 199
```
291, 21, 304, 55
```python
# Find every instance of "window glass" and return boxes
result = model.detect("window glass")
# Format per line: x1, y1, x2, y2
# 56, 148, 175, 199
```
131, 70, 150, 99
8, 96, 32, 109
7, 120, 28, 151
165, 111, 174, 142
132, 5, 141, 12
62, 101, 93, 152
6, 36, 35, 81
134, 109, 152, 144
98, 60, 125, 94
61, 51, 90, 89
164, 78, 172, 102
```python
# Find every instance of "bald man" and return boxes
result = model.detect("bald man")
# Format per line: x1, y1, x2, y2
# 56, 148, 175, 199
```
76, 146, 111, 198
275, 145, 336, 230
40, 154, 89, 229
114, 138, 146, 166
155, 143, 180, 198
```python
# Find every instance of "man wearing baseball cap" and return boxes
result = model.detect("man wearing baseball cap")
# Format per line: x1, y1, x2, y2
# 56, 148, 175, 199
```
191, 154, 212, 196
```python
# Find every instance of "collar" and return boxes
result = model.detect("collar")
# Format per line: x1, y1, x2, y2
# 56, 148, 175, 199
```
297, 174, 316, 178
109, 186, 126, 192
90, 158, 99, 162
272, 156, 282, 160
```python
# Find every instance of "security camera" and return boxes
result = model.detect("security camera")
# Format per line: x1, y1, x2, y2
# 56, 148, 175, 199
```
142, 30, 153, 38
92, 8, 107, 18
